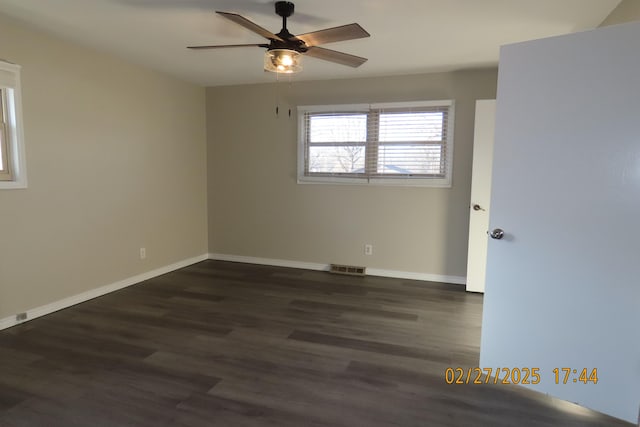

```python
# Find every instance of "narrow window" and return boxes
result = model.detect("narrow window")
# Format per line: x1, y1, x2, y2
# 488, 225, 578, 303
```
0, 88, 11, 180
0, 61, 27, 189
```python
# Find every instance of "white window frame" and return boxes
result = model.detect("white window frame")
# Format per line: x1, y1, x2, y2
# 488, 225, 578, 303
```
297, 100, 455, 187
0, 60, 27, 189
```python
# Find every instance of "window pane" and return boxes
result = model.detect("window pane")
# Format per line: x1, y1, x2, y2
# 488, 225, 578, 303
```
309, 145, 365, 174
0, 129, 4, 170
377, 144, 443, 175
379, 112, 443, 142
0, 89, 4, 171
309, 114, 367, 143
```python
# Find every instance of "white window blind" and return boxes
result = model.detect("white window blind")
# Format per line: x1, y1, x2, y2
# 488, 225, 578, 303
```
298, 101, 454, 187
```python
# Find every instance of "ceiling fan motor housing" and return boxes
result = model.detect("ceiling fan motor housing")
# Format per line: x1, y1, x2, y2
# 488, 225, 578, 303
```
275, 2, 295, 18
272, 1, 306, 53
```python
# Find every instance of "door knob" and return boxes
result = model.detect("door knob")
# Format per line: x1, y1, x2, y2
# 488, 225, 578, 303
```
489, 228, 505, 240
472, 204, 485, 211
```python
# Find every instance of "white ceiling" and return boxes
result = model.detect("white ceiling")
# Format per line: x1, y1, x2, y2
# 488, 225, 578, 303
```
0, 0, 621, 87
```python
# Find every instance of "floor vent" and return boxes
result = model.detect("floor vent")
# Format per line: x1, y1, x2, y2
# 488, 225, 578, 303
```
329, 264, 366, 276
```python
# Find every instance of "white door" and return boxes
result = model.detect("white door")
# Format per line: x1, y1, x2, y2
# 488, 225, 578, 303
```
465, 100, 496, 293
480, 22, 640, 423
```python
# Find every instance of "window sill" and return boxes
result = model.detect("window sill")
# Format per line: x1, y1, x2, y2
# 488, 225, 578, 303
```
0, 178, 28, 190
297, 175, 452, 188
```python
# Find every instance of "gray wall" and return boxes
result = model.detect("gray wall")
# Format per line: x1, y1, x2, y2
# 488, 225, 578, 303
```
600, 0, 640, 26
0, 13, 208, 319
206, 69, 498, 280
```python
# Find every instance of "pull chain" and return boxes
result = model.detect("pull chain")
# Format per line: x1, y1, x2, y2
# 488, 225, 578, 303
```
286, 74, 293, 119
274, 72, 280, 116
273, 72, 294, 118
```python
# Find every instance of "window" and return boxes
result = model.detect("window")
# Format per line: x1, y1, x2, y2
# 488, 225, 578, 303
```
298, 101, 454, 187
0, 88, 9, 180
0, 60, 27, 189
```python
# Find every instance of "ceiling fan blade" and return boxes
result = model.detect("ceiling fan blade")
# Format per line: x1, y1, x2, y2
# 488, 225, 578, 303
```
295, 23, 369, 47
216, 11, 283, 41
304, 46, 368, 68
188, 43, 267, 49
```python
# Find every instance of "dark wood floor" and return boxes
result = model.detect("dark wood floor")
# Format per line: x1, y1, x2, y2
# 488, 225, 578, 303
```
0, 261, 632, 426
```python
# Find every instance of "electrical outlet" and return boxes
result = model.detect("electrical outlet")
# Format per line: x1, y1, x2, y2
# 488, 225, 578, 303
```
139, 247, 146, 259
364, 244, 373, 255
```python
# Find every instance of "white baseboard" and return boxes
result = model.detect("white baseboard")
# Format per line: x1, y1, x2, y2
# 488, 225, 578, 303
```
0, 254, 209, 331
0, 252, 465, 331
208, 253, 329, 272
365, 268, 466, 285
208, 253, 466, 285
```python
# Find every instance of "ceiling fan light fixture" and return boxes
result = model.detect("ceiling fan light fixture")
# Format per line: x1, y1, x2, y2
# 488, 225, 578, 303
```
264, 49, 302, 74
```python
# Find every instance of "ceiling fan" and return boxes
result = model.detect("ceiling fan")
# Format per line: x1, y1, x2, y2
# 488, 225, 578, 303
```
188, 1, 370, 73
